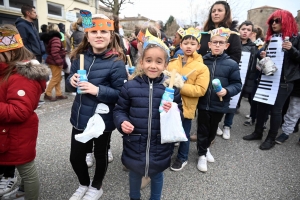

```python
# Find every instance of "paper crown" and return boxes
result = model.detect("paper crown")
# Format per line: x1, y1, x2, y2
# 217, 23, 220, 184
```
177, 27, 185, 37
0, 27, 24, 53
209, 27, 239, 40
80, 10, 114, 32
182, 27, 202, 42
143, 29, 170, 59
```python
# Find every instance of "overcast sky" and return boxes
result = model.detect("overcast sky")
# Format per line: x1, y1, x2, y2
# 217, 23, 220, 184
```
115, 0, 299, 25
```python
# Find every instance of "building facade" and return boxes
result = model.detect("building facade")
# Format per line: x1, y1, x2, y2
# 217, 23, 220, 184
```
120, 14, 155, 36
0, 0, 100, 32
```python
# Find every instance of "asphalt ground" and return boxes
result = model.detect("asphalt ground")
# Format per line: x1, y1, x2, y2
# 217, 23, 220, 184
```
6, 90, 300, 200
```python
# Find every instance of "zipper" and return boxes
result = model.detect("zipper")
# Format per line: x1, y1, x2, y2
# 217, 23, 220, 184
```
145, 79, 153, 177
76, 56, 96, 128
206, 57, 217, 110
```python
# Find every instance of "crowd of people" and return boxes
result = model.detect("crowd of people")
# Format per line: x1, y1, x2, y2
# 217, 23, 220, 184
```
0, 1, 299, 200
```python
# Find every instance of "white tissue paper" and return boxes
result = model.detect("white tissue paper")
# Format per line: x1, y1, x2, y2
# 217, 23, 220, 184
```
75, 103, 109, 143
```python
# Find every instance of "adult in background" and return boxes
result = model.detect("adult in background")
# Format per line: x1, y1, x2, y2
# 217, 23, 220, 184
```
155, 20, 169, 47
15, 4, 44, 63
243, 9, 300, 150
191, 0, 242, 143
70, 18, 84, 50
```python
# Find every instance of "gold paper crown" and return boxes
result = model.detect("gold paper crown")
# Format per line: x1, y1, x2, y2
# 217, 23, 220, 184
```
209, 27, 239, 40
177, 27, 185, 37
143, 29, 170, 59
182, 27, 202, 42
0, 27, 24, 53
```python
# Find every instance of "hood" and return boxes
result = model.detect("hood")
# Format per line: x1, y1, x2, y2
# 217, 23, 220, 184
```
243, 39, 256, 47
16, 60, 50, 81
40, 31, 62, 44
15, 17, 32, 26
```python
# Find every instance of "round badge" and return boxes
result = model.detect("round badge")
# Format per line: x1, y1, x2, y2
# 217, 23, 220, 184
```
17, 90, 25, 96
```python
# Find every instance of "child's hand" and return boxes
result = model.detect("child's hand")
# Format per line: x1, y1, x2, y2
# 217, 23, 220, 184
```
70, 73, 79, 87
260, 51, 266, 58
162, 102, 172, 112
121, 121, 134, 134
78, 82, 98, 96
217, 88, 227, 97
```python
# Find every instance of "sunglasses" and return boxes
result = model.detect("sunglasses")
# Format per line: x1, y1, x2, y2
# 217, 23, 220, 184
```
269, 18, 281, 25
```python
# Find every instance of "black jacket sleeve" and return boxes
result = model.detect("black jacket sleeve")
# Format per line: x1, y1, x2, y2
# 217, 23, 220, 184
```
226, 34, 242, 64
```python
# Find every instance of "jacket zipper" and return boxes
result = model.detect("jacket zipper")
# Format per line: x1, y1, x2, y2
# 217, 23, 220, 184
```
145, 79, 153, 177
76, 56, 96, 128
206, 58, 217, 110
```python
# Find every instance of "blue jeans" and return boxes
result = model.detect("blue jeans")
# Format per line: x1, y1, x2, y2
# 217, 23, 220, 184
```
224, 113, 234, 128
129, 171, 163, 200
177, 118, 192, 162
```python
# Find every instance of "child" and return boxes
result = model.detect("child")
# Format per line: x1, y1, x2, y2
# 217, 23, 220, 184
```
219, 21, 259, 139
170, 27, 184, 59
113, 32, 183, 200
66, 12, 127, 200
168, 27, 210, 171
196, 27, 242, 172
0, 24, 49, 200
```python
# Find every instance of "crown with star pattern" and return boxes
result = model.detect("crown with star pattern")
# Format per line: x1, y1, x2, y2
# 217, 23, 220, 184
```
0, 27, 24, 53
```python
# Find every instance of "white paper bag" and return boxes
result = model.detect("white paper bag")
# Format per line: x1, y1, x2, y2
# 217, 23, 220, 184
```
160, 102, 187, 144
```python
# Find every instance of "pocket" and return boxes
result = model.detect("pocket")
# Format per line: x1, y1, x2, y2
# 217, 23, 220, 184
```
122, 134, 141, 159
0, 128, 10, 153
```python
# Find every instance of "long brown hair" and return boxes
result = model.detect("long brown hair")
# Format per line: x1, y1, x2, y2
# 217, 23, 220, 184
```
70, 15, 125, 61
203, 1, 233, 31
0, 24, 34, 84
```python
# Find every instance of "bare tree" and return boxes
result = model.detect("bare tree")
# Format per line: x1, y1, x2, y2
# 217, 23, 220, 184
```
99, 0, 134, 16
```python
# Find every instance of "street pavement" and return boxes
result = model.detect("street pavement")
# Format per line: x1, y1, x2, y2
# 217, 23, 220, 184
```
12, 92, 300, 199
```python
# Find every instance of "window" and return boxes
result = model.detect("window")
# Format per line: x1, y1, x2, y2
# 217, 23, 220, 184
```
9, 0, 33, 9
0, 0, 4, 6
47, 2, 64, 18
75, 0, 89, 3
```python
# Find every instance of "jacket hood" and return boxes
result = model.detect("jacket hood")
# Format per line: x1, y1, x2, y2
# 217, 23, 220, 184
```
243, 39, 256, 47
40, 31, 62, 44
16, 60, 50, 81
15, 17, 32, 26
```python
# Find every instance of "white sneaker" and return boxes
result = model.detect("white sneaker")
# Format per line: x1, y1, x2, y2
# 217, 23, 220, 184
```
108, 149, 113, 163
82, 187, 103, 200
0, 177, 17, 196
69, 185, 88, 200
223, 126, 230, 140
1, 187, 25, 200
197, 155, 207, 172
216, 127, 223, 136
245, 114, 250, 119
206, 148, 215, 163
86, 153, 94, 168
174, 142, 180, 147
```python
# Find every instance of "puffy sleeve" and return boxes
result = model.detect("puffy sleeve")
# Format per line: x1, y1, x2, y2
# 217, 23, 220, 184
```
224, 62, 242, 97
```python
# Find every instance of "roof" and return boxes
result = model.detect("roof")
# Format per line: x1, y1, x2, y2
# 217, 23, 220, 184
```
120, 15, 155, 22
248, 5, 280, 11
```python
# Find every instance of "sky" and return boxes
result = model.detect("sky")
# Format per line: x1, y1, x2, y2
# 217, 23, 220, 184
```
113, 0, 300, 26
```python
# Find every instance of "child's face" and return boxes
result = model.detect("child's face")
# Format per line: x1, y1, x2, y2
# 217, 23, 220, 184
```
87, 30, 112, 54
208, 36, 229, 55
180, 38, 200, 56
239, 25, 253, 41
140, 47, 167, 79
173, 33, 181, 46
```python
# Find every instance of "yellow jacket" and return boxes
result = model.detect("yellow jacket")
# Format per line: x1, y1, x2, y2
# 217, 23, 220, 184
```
167, 52, 209, 119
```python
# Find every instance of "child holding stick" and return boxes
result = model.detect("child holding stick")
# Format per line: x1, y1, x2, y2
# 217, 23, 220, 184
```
66, 12, 127, 200
196, 27, 242, 172
113, 31, 183, 200
167, 27, 210, 171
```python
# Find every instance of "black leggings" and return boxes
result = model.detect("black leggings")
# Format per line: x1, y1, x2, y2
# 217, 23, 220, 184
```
70, 128, 112, 189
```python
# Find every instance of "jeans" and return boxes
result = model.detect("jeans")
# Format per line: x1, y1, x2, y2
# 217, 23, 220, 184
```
224, 113, 234, 128
255, 82, 294, 139
16, 160, 40, 200
177, 118, 192, 162
282, 96, 300, 135
197, 110, 224, 156
70, 127, 112, 189
129, 171, 163, 200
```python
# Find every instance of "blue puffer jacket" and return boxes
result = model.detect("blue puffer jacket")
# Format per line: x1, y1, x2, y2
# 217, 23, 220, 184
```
197, 53, 242, 113
113, 74, 183, 177
66, 48, 127, 131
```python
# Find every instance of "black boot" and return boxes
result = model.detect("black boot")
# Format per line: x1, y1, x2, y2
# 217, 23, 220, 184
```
243, 127, 263, 140
259, 131, 276, 150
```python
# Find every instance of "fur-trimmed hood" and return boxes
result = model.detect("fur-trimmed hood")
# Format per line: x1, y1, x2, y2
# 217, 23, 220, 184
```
40, 31, 62, 44
16, 60, 50, 81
